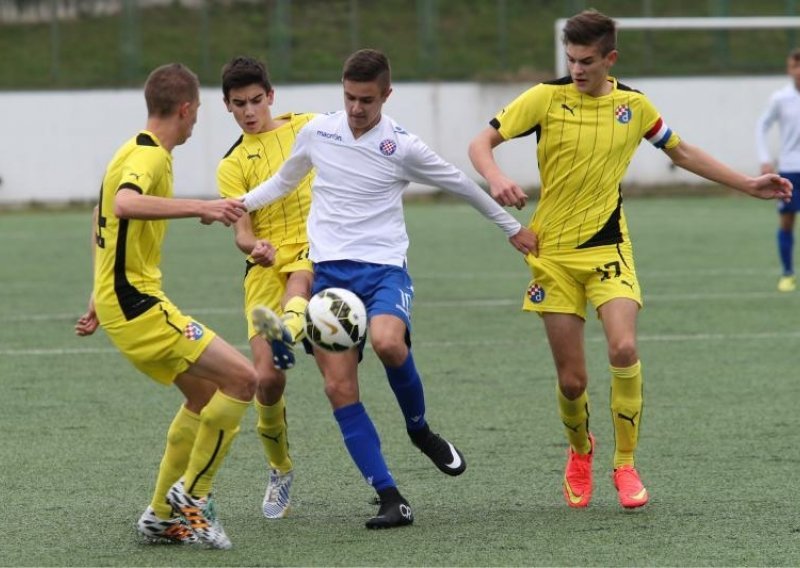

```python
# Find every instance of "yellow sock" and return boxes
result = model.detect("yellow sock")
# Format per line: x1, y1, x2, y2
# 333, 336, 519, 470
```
557, 384, 591, 454
282, 296, 309, 343
150, 405, 200, 519
183, 390, 249, 498
610, 361, 643, 469
256, 396, 293, 473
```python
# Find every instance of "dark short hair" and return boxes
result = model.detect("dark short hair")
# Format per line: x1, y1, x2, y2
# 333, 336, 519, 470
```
562, 9, 617, 55
221, 56, 272, 100
143, 63, 199, 118
789, 48, 800, 63
342, 49, 391, 90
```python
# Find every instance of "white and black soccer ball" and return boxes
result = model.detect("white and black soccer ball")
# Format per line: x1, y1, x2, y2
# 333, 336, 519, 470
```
305, 288, 368, 352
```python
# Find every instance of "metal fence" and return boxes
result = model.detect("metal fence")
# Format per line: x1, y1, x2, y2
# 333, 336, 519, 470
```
2, 0, 800, 89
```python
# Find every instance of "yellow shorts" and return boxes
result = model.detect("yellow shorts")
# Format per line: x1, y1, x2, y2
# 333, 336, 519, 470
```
102, 299, 216, 385
244, 242, 312, 339
522, 243, 642, 319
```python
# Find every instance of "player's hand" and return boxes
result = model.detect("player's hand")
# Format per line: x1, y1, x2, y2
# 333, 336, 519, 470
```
749, 173, 793, 202
509, 226, 538, 257
200, 198, 248, 226
75, 296, 99, 336
251, 239, 276, 266
760, 163, 775, 175
489, 174, 527, 210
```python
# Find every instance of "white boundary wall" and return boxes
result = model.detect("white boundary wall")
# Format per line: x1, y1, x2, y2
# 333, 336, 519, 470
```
0, 76, 787, 204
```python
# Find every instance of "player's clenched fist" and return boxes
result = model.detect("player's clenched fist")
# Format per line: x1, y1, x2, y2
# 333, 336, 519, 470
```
250, 239, 277, 266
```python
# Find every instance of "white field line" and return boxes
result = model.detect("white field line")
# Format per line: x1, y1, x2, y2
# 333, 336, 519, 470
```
3, 330, 800, 357
412, 266, 767, 280
2, 289, 796, 324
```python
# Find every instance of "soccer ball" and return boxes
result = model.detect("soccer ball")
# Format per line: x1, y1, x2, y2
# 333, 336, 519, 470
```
305, 288, 368, 352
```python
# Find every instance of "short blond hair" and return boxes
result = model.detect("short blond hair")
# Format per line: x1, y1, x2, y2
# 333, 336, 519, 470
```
144, 63, 199, 118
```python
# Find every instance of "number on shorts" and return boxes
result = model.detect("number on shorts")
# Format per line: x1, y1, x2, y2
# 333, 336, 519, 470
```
594, 260, 621, 281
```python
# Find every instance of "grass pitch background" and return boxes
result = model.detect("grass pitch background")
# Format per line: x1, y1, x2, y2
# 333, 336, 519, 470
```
1, 195, 798, 566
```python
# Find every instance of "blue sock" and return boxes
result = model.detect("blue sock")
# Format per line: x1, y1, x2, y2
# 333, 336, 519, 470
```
333, 402, 395, 491
778, 228, 794, 275
385, 351, 427, 432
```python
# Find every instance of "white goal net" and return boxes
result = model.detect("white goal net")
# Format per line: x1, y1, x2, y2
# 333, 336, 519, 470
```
554, 16, 800, 77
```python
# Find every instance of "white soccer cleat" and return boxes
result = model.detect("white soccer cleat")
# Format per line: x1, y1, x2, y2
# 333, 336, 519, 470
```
262, 468, 294, 519
136, 506, 198, 545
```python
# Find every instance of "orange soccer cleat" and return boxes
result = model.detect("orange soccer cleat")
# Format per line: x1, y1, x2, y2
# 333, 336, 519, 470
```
562, 433, 595, 508
613, 465, 649, 509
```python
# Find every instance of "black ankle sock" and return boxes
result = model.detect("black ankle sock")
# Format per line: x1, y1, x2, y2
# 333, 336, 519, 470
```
377, 486, 403, 504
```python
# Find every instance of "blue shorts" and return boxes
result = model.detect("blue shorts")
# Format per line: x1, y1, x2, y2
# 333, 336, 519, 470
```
312, 260, 414, 333
778, 172, 800, 213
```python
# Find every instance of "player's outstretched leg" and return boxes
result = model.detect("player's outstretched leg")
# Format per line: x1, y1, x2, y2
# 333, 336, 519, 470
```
262, 468, 294, 519
365, 487, 414, 529
408, 424, 466, 476
136, 506, 198, 545
613, 465, 649, 509
252, 306, 295, 370
167, 479, 231, 550
563, 433, 595, 508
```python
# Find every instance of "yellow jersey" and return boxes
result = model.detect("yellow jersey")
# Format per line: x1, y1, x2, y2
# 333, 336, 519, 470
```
491, 77, 680, 252
93, 130, 171, 324
217, 112, 315, 254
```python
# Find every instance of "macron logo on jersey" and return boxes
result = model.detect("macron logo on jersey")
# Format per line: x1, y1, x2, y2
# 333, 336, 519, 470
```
316, 130, 342, 142
645, 117, 673, 149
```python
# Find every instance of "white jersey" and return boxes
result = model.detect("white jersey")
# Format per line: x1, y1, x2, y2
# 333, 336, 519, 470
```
242, 111, 521, 267
756, 83, 800, 172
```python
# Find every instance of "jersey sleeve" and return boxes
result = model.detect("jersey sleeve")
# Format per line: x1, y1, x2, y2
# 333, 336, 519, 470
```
118, 146, 164, 195
217, 154, 245, 199
755, 93, 780, 164
400, 136, 522, 237
490, 84, 550, 140
640, 96, 681, 150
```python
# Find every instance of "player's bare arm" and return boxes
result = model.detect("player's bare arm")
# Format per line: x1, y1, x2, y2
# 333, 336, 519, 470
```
665, 141, 793, 200
469, 126, 527, 210
228, 212, 255, 252
76, 205, 100, 336
114, 188, 247, 225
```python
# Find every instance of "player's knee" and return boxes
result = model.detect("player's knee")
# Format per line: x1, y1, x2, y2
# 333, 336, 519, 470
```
256, 371, 286, 402
255, 364, 285, 388
607, 340, 638, 368
370, 335, 405, 366
323, 377, 358, 407
558, 378, 587, 400
226, 364, 258, 401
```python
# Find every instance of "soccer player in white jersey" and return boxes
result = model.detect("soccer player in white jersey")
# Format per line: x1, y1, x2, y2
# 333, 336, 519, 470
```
241, 49, 537, 529
756, 48, 800, 292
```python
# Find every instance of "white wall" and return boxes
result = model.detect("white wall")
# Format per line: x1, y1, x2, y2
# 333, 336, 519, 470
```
0, 76, 786, 205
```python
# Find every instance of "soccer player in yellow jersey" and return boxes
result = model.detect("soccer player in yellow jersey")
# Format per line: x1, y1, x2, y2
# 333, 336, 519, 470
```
469, 10, 792, 510
74, 63, 255, 549
216, 56, 314, 519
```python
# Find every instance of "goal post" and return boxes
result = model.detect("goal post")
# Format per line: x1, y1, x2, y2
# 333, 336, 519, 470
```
554, 16, 800, 77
